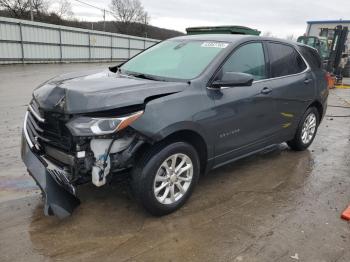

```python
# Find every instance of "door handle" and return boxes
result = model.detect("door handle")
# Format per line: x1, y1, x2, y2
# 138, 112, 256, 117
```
304, 78, 313, 84
260, 87, 272, 95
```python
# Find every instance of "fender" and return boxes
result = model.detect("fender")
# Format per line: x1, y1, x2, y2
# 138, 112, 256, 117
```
133, 120, 215, 161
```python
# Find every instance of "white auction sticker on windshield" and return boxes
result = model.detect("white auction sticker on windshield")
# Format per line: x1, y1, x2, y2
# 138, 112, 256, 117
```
201, 42, 229, 48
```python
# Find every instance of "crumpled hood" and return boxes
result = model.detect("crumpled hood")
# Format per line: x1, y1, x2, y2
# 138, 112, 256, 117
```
33, 69, 188, 114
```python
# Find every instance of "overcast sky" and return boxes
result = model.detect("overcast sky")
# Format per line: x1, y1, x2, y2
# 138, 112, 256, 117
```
66, 0, 349, 38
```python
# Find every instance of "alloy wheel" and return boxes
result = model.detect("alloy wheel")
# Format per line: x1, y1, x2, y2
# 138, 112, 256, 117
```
301, 112, 317, 144
153, 153, 193, 205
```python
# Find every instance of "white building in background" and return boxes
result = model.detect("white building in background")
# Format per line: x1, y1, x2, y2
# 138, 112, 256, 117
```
306, 20, 350, 53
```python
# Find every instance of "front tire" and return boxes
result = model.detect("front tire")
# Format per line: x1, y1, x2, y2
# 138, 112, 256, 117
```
131, 141, 200, 216
287, 107, 319, 151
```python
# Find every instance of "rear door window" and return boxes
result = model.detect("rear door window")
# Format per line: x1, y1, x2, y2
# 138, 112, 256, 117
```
221, 42, 266, 80
268, 43, 307, 78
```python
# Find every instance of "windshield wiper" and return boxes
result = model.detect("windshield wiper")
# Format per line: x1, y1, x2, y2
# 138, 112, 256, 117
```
128, 72, 162, 81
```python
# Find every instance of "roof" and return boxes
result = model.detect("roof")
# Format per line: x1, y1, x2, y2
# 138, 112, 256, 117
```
187, 25, 255, 30
172, 34, 252, 42
186, 25, 261, 36
307, 20, 350, 24
170, 34, 302, 46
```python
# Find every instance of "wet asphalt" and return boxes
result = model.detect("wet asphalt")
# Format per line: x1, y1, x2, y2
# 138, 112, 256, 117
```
0, 63, 350, 262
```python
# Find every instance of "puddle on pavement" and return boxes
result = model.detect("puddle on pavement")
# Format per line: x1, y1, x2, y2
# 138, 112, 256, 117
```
27, 144, 314, 261
0, 175, 37, 191
0, 175, 38, 202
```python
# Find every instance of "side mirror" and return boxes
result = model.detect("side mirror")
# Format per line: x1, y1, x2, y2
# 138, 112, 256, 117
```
211, 72, 254, 88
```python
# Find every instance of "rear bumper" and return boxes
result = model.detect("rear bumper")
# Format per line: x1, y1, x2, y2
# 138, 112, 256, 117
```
21, 131, 80, 218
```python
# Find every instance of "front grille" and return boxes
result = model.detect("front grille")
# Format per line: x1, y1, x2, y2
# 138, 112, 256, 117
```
26, 100, 73, 152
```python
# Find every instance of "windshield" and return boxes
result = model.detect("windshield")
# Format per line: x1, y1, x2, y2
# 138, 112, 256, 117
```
319, 39, 330, 59
300, 37, 316, 46
120, 40, 230, 80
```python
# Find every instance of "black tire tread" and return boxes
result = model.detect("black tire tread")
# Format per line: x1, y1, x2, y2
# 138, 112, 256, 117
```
287, 107, 319, 151
131, 141, 200, 216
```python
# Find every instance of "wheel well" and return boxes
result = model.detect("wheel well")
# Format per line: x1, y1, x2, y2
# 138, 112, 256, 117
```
309, 100, 323, 119
157, 130, 208, 175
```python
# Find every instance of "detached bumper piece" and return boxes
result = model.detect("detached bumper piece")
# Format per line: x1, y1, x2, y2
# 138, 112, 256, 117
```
21, 116, 80, 218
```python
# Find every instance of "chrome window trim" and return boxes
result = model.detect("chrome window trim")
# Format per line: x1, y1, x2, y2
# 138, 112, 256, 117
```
28, 104, 45, 123
23, 111, 34, 149
206, 86, 232, 90
253, 69, 310, 84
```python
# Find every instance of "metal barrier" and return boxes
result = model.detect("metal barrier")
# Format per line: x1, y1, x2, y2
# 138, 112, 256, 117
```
0, 17, 159, 64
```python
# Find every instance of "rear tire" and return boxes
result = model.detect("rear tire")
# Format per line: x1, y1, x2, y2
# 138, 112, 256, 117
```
287, 107, 319, 151
131, 141, 200, 216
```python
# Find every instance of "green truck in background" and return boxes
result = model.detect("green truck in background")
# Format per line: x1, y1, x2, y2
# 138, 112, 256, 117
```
186, 26, 261, 36
296, 36, 330, 60
297, 24, 350, 78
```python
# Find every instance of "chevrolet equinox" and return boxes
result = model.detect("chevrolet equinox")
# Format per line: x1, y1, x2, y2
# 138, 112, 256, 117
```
21, 35, 328, 218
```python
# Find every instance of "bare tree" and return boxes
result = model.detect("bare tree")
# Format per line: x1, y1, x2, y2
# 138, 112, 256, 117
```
286, 34, 296, 41
110, 0, 147, 26
0, 0, 30, 18
0, 0, 48, 18
32, 0, 48, 12
54, 0, 73, 19
262, 31, 274, 37
32, 0, 49, 18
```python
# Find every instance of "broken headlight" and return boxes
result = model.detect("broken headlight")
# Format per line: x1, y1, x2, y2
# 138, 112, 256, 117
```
66, 111, 143, 136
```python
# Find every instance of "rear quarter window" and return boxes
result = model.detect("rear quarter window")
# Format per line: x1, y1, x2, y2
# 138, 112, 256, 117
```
267, 42, 307, 78
298, 46, 322, 69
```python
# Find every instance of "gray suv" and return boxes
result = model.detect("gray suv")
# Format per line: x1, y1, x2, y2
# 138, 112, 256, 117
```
21, 35, 328, 218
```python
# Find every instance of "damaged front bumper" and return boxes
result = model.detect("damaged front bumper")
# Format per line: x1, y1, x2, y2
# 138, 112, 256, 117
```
21, 131, 80, 219
21, 103, 148, 218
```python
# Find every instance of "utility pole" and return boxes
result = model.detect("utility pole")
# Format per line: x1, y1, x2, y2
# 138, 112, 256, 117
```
103, 9, 106, 31
144, 14, 148, 38
29, 0, 34, 21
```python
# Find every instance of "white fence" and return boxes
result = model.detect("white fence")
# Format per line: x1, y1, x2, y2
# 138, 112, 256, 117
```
0, 17, 159, 64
